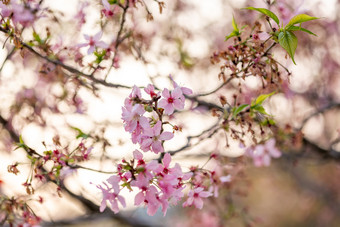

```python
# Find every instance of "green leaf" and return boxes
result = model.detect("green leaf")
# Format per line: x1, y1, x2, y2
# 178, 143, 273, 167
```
225, 16, 241, 41
232, 104, 249, 118
225, 30, 239, 41
278, 31, 298, 64
244, 7, 280, 25
33, 31, 42, 44
285, 14, 319, 29
253, 91, 276, 106
71, 127, 89, 139
287, 26, 317, 36
19, 135, 24, 144
232, 15, 239, 32
252, 105, 268, 115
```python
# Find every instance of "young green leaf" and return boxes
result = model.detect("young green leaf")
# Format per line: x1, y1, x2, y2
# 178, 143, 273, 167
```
285, 14, 319, 29
252, 91, 276, 106
71, 127, 89, 139
232, 15, 239, 32
287, 26, 317, 36
232, 104, 249, 118
225, 30, 239, 41
244, 7, 280, 25
252, 104, 268, 115
278, 31, 298, 64
225, 16, 240, 41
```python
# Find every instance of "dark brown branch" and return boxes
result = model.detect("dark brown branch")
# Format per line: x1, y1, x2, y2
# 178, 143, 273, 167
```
0, 113, 148, 226
104, 2, 130, 80
0, 27, 131, 89
166, 119, 222, 158
302, 137, 340, 160
298, 103, 340, 131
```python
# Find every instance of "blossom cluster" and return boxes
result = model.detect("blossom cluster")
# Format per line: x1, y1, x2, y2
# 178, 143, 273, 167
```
122, 80, 192, 153
243, 138, 282, 167
97, 82, 224, 215
98, 151, 199, 215
0, 0, 38, 27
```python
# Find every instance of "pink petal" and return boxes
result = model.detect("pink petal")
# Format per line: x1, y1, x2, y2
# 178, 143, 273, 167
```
183, 196, 194, 207
199, 191, 212, 198
133, 149, 143, 160
164, 104, 174, 115
263, 154, 271, 166
83, 34, 90, 40
97, 40, 109, 49
135, 191, 144, 206
94, 31, 103, 41
270, 148, 281, 158
146, 160, 159, 171
87, 46, 95, 54
162, 153, 171, 167
173, 99, 184, 110
152, 141, 163, 153
147, 203, 159, 216
139, 116, 149, 129
194, 198, 203, 209
265, 138, 276, 149
77, 43, 88, 48
100, 200, 107, 212
153, 121, 162, 136
118, 195, 126, 207
111, 200, 119, 213
159, 131, 174, 141
158, 99, 168, 109
102, 0, 110, 10
181, 87, 193, 95
162, 88, 170, 99
171, 87, 182, 99
254, 157, 263, 167
255, 145, 265, 156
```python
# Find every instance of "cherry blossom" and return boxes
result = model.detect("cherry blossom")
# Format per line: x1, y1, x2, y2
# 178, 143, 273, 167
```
101, 0, 119, 18
158, 87, 185, 115
144, 84, 159, 98
78, 31, 108, 55
182, 187, 212, 209
121, 103, 148, 133
97, 175, 126, 213
140, 121, 174, 153
245, 138, 282, 167
170, 75, 193, 97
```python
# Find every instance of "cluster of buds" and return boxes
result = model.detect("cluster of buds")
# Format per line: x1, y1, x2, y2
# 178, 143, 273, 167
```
8, 138, 92, 196
0, 196, 42, 227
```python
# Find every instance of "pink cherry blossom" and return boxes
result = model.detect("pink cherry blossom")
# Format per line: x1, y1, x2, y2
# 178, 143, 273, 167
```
144, 84, 159, 98
182, 187, 212, 209
97, 175, 126, 213
0, 0, 36, 26
158, 87, 185, 115
140, 121, 174, 153
78, 31, 108, 54
121, 103, 148, 133
246, 138, 282, 167
101, 0, 119, 18
170, 75, 193, 97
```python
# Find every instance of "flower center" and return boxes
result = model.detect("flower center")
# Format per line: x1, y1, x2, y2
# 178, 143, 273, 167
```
167, 97, 174, 103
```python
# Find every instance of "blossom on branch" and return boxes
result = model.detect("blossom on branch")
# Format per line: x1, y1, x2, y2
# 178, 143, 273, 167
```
78, 31, 108, 54
245, 138, 282, 167
158, 87, 185, 115
182, 187, 212, 209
